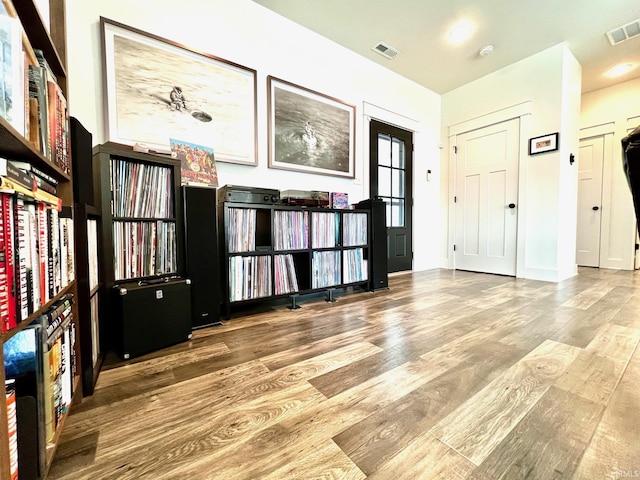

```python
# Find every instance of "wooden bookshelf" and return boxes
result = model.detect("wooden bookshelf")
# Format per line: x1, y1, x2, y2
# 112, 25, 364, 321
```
1, 0, 81, 478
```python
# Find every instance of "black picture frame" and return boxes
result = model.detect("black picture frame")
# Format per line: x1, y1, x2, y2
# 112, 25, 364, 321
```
529, 132, 559, 155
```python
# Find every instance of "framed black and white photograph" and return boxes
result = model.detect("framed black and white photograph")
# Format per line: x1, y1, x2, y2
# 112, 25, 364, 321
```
267, 76, 355, 178
529, 132, 559, 156
101, 17, 257, 165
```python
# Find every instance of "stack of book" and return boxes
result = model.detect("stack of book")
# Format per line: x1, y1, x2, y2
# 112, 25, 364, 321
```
0, 158, 74, 334
0, 2, 70, 174
41, 293, 76, 442
2, 295, 77, 477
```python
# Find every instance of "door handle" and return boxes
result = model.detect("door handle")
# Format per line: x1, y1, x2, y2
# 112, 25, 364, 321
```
508, 203, 516, 209
592, 206, 600, 211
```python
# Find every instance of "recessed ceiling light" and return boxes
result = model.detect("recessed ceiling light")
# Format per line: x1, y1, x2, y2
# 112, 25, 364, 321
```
605, 63, 637, 77
448, 20, 474, 44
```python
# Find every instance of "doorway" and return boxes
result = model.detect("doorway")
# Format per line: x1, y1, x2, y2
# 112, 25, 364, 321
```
369, 119, 413, 273
576, 135, 604, 267
454, 118, 520, 276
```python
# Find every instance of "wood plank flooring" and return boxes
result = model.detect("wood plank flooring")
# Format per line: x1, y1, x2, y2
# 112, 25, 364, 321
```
48, 267, 640, 479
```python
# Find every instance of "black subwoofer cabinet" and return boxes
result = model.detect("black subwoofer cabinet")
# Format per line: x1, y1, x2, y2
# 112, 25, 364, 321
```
116, 278, 192, 359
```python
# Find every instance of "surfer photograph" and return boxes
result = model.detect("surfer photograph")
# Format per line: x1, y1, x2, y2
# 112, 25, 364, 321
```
268, 76, 355, 178
103, 19, 256, 165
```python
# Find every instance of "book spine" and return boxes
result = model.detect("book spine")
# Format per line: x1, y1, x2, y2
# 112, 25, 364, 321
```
2, 194, 16, 330
0, 193, 7, 333
5, 379, 19, 480
26, 201, 40, 314
47, 207, 54, 298
32, 172, 57, 195
38, 202, 49, 306
0, 158, 36, 192
13, 197, 28, 322
28, 64, 49, 158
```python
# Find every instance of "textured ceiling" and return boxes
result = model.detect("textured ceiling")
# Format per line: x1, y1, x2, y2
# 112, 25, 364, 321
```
252, 0, 640, 94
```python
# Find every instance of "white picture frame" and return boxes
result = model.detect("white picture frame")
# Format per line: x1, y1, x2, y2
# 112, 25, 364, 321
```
267, 76, 355, 178
100, 17, 257, 166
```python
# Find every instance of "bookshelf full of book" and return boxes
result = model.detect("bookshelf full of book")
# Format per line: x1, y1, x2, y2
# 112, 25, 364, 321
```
92, 142, 185, 353
219, 201, 371, 318
1, 0, 80, 479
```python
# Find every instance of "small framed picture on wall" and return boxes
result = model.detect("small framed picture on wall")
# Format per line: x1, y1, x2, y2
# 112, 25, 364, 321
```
529, 132, 559, 155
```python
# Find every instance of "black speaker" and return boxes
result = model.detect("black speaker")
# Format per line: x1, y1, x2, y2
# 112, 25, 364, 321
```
117, 278, 192, 359
69, 117, 94, 205
183, 186, 221, 328
357, 198, 388, 290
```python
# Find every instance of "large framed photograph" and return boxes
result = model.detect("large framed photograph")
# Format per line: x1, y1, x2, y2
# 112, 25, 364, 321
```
267, 76, 355, 178
101, 17, 257, 165
529, 132, 559, 156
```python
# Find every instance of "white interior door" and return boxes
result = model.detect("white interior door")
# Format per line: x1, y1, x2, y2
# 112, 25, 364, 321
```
454, 118, 519, 275
576, 136, 604, 267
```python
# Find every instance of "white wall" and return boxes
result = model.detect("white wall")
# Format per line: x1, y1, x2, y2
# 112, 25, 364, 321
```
441, 44, 580, 282
556, 47, 582, 280
580, 77, 640, 270
65, 0, 442, 272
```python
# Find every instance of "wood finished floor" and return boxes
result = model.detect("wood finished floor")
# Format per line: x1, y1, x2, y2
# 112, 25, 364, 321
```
48, 267, 640, 480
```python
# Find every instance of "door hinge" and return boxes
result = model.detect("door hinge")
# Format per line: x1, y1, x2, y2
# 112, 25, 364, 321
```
454, 196, 457, 203
636, 243, 639, 250
453, 244, 456, 251
453, 145, 457, 154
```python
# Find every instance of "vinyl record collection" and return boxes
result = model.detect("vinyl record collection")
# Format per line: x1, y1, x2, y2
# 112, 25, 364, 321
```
228, 255, 272, 301
274, 254, 299, 295
226, 208, 256, 253
110, 158, 173, 218
220, 198, 372, 318
273, 210, 308, 250
343, 248, 368, 284
112, 221, 177, 281
310, 211, 339, 249
312, 250, 341, 288
109, 157, 178, 281
342, 212, 368, 246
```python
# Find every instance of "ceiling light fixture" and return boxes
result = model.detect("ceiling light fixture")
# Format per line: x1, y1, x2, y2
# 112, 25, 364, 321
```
479, 45, 494, 57
605, 63, 636, 77
448, 20, 474, 44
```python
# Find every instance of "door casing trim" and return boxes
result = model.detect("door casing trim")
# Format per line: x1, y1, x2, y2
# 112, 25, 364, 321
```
447, 101, 532, 278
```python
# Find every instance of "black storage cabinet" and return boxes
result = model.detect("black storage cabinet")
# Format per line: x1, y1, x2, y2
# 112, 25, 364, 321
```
116, 278, 192, 359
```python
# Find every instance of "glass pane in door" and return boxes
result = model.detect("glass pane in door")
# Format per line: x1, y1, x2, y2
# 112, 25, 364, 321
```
378, 134, 391, 166
378, 166, 391, 197
392, 169, 405, 197
392, 138, 405, 168
391, 199, 404, 227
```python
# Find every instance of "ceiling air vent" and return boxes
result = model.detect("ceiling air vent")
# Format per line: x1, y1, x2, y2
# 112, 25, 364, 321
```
606, 19, 640, 45
372, 41, 400, 59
